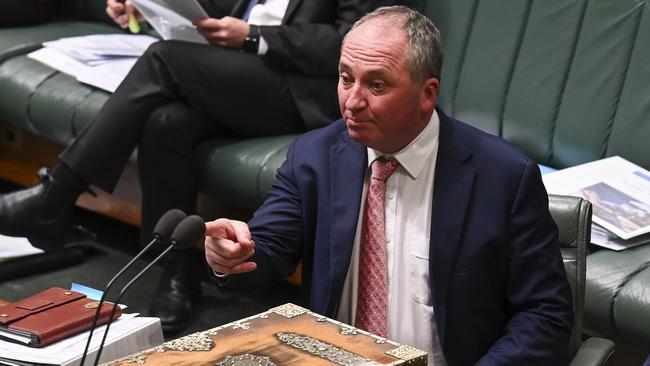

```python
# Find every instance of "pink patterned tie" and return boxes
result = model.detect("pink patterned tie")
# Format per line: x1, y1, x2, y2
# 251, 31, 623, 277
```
355, 157, 399, 337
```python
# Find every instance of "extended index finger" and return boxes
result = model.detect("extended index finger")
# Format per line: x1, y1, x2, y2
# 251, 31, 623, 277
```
205, 219, 253, 248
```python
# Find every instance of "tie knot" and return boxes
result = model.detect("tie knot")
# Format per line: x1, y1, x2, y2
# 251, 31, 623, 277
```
371, 158, 399, 182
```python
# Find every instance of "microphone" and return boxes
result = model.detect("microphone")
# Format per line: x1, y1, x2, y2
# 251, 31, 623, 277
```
79, 209, 187, 366
91, 215, 206, 366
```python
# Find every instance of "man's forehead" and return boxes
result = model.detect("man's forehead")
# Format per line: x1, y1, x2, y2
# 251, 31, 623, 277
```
347, 17, 405, 44
340, 23, 407, 71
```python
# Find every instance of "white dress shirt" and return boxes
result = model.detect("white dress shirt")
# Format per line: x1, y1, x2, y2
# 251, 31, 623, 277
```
247, 0, 289, 55
336, 110, 447, 366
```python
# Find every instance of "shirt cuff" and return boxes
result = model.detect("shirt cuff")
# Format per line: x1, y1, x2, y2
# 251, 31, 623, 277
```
257, 36, 268, 55
212, 269, 229, 278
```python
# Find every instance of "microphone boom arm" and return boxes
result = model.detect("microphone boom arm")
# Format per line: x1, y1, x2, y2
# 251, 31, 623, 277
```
79, 236, 162, 366
92, 245, 175, 366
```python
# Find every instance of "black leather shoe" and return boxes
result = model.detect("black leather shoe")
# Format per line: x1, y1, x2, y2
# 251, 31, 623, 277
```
0, 169, 82, 250
148, 250, 202, 334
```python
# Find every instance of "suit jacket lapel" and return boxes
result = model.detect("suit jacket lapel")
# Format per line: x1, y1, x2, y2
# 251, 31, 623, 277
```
230, 0, 248, 18
430, 109, 475, 346
325, 129, 366, 315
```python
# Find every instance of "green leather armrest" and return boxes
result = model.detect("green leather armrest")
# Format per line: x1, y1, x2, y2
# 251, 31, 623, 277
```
569, 337, 615, 366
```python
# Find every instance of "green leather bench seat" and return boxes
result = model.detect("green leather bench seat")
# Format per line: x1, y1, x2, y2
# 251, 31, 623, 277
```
0, 0, 648, 349
586, 244, 650, 342
0, 56, 110, 144
196, 135, 296, 210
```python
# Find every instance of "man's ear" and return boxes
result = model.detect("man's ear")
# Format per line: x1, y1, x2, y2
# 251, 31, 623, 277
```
421, 77, 440, 110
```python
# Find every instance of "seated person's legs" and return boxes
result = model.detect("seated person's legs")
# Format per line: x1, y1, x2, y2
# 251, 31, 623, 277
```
138, 102, 222, 332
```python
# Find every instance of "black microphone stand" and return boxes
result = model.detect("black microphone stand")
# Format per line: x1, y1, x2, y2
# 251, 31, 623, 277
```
78, 209, 186, 366
78, 237, 163, 366
91, 245, 175, 365
90, 214, 205, 366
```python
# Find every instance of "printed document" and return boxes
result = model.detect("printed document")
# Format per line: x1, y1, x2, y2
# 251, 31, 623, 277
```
0, 314, 161, 365
27, 34, 157, 93
543, 156, 650, 246
132, 0, 209, 44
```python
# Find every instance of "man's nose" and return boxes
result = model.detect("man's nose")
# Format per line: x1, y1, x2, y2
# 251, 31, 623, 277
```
345, 84, 368, 111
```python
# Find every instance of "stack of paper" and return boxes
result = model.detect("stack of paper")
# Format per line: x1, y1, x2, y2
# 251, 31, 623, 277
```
543, 156, 650, 251
27, 34, 158, 92
0, 235, 44, 263
0, 314, 162, 365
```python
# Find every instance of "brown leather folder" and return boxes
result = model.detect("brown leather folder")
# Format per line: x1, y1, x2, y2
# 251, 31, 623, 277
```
0, 287, 122, 347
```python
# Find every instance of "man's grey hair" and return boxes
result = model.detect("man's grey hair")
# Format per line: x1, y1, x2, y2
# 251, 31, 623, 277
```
346, 6, 443, 82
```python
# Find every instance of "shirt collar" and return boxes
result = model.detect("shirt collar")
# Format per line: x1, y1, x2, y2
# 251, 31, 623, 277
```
367, 110, 440, 179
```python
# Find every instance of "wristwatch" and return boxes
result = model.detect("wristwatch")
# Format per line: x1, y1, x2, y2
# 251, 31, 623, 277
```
243, 24, 260, 54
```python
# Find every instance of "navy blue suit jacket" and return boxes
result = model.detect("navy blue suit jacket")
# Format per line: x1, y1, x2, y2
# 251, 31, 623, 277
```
222, 109, 573, 365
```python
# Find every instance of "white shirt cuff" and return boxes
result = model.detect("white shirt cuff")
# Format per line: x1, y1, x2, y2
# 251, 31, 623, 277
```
257, 36, 268, 55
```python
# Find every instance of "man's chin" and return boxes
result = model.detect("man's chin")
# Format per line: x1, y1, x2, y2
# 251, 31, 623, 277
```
346, 129, 372, 146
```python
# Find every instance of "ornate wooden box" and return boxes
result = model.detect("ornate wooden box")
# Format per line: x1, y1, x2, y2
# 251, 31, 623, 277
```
108, 303, 426, 365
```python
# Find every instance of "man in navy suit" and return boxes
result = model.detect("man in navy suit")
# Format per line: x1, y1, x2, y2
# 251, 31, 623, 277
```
205, 6, 572, 365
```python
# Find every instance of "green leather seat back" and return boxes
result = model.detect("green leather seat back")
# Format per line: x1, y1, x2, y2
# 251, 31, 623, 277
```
195, 135, 297, 210
422, 0, 650, 170
58, 0, 115, 24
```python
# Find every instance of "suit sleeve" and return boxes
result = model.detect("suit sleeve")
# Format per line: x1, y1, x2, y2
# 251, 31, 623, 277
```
477, 160, 573, 365
259, 0, 411, 77
214, 139, 305, 294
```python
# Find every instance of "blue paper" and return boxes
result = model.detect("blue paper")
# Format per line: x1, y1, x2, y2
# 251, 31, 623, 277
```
71, 283, 103, 300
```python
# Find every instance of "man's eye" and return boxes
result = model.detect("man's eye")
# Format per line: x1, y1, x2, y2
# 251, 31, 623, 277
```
371, 82, 386, 92
340, 74, 353, 85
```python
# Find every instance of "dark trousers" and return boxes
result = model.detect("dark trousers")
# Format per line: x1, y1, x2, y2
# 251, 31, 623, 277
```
60, 40, 305, 243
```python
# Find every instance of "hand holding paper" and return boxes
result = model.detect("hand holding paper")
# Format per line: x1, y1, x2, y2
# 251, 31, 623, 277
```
106, 0, 143, 32
193, 17, 250, 48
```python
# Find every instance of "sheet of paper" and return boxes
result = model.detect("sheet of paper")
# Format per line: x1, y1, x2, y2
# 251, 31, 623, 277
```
0, 235, 44, 260
43, 34, 157, 61
28, 47, 137, 93
590, 223, 650, 251
543, 156, 650, 240
27, 47, 93, 78
0, 314, 156, 365
70, 283, 104, 301
76, 57, 138, 93
133, 0, 208, 44
160, 0, 208, 20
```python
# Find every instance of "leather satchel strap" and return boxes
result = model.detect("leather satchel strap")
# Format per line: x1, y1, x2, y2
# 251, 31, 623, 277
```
0, 287, 85, 324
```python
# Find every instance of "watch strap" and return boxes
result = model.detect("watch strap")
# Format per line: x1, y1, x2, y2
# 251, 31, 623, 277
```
243, 24, 260, 54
